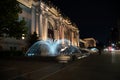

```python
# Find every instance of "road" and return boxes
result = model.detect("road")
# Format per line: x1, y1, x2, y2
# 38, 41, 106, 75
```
43, 51, 120, 80
0, 51, 120, 80
0, 57, 66, 80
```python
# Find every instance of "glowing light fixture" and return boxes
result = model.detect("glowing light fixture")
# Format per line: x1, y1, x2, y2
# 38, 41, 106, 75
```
22, 34, 25, 40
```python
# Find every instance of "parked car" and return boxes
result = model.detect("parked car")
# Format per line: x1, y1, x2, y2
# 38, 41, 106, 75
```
90, 47, 99, 54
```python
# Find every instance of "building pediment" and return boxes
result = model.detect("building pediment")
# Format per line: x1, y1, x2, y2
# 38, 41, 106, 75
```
17, 0, 33, 8
49, 7, 59, 17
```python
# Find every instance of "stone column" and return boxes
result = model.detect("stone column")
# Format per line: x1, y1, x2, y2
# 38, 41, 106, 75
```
73, 32, 75, 46
35, 13, 39, 35
59, 25, 62, 39
39, 1, 43, 40
44, 17, 48, 40
31, 5, 36, 34
54, 30, 58, 40
39, 13, 43, 40
62, 25, 65, 45
62, 25, 64, 40
54, 20, 58, 40
77, 31, 79, 47
71, 31, 74, 46
37, 13, 40, 37
56, 21, 60, 40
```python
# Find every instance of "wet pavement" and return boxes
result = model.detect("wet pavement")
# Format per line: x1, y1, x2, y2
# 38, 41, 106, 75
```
43, 52, 120, 80
0, 52, 120, 80
0, 57, 67, 80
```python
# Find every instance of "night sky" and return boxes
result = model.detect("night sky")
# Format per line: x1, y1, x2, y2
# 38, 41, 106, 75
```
50, 0, 119, 44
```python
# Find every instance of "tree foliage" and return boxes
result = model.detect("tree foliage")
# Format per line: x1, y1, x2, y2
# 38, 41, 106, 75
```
0, 0, 27, 38
28, 32, 39, 47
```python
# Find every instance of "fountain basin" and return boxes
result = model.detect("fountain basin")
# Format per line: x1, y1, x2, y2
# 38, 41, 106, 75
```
56, 54, 71, 63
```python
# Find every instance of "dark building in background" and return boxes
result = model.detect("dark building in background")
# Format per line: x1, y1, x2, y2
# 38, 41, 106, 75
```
109, 19, 120, 48
110, 27, 119, 43
117, 19, 120, 41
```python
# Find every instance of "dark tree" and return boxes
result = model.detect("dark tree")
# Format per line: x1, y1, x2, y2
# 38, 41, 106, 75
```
110, 27, 119, 43
28, 32, 39, 47
0, 0, 27, 38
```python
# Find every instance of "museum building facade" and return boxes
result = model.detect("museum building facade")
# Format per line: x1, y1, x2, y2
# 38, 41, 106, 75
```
0, 0, 79, 51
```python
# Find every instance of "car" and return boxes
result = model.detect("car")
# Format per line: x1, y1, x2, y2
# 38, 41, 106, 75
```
90, 47, 99, 54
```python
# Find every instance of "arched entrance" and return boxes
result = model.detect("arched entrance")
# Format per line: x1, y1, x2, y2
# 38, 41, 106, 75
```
48, 21, 54, 40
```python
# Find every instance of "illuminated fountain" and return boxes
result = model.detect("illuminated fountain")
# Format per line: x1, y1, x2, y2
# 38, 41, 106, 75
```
25, 38, 90, 62
26, 39, 71, 56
